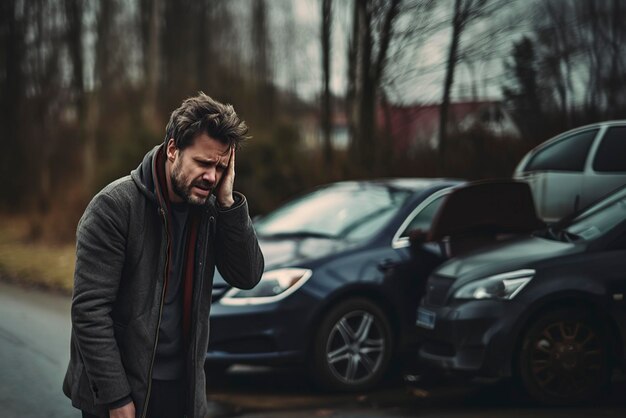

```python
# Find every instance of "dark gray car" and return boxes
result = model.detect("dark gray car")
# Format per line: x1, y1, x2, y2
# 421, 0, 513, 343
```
417, 183, 626, 404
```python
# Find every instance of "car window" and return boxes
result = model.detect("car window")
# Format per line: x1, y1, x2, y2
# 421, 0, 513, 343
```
255, 183, 412, 240
343, 208, 399, 241
525, 129, 598, 172
593, 126, 626, 172
399, 194, 447, 238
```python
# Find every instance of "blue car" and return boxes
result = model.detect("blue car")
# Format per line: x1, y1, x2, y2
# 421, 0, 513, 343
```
206, 178, 462, 391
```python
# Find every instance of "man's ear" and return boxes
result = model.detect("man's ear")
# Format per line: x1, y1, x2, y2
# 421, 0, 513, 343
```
166, 139, 178, 162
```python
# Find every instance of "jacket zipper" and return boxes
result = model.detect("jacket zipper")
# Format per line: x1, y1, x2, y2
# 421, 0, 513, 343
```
141, 207, 171, 418
189, 213, 214, 417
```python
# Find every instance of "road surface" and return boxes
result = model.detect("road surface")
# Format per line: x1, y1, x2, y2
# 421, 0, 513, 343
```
0, 280, 76, 418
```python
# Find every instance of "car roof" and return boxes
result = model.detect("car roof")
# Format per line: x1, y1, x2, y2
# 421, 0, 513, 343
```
541, 120, 626, 143
574, 120, 626, 129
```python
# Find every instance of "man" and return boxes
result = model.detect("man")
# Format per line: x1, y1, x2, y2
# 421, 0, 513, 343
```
63, 93, 264, 418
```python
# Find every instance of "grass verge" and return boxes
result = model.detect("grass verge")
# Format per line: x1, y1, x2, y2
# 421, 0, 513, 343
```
0, 217, 75, 294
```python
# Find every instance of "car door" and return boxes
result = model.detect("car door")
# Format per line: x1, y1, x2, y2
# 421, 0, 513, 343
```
516, 128, 599, 222
582, 125, 626, 208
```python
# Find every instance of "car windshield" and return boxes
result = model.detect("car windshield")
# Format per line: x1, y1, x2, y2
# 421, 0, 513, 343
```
558, 186, 626, 241
255, 183, 413, 241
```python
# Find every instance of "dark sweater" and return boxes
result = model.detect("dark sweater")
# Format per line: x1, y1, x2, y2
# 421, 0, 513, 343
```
153, 202, 189, 380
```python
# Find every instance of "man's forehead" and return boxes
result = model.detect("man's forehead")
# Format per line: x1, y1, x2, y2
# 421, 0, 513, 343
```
182, 133, 230, 164
191, 147, 230, 162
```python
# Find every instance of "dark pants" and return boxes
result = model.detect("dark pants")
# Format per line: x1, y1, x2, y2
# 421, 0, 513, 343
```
82, 379, 186, 418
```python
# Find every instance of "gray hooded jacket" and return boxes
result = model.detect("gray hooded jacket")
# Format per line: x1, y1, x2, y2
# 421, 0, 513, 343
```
62, 145, 264, 417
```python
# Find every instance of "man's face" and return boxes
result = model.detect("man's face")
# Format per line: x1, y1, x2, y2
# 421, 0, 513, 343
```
167, 133, 230, 205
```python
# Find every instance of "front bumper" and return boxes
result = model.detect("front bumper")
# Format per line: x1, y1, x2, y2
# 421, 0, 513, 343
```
206, 297, 314, 366
417, 299, 527, 377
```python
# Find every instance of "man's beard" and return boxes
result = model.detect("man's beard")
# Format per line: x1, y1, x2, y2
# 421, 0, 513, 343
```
170, 161, 212, 206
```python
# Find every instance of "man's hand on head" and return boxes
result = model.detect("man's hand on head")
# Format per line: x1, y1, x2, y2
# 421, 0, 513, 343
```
216, 147, 235, 208
109, 401, 135, 418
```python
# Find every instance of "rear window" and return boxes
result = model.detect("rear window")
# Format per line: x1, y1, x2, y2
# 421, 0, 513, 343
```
525, 129, 598, 172
593, 126, 626, 172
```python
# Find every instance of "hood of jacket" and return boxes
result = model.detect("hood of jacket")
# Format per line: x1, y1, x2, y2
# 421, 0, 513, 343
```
130, 144, 166, 208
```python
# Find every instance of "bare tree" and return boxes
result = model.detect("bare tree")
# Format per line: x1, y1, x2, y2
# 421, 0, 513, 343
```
347, 0, 401, 173
502, 36, 551, 143
63, 0, 96, 197
139, 0, 162, 129
161, 0, 196, 110
605, 0, 626, 117
0, 0, 26, 207
437, 0, 490, 174
584, 0, 626, 118
540, 1, 577, 126
22, 0, 66, 237
79, 0, 120, 195
321, 0, 333, 166
502, 0, 626, 143
252, 0, 270, 82
530, 0, 626, 125
251, 0, 275, 122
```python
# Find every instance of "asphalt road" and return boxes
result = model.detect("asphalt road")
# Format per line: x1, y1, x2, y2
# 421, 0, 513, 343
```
2, 280, 626, 418
0, 281, 77, 418
206, 364, 626, 418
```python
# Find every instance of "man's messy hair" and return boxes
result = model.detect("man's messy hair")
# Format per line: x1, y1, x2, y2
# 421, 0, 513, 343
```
165, 92, 250, 150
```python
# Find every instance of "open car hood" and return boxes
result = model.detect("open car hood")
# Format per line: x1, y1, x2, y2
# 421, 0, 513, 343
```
421, 179, 546, 258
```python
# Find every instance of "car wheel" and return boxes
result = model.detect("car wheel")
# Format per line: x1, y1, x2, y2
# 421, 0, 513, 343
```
518, 309, 610, 404
311, 298, 393, 392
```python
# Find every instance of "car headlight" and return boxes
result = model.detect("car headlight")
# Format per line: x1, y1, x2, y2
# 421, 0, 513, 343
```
453, 269, 535, 300
219, 268, 312, 306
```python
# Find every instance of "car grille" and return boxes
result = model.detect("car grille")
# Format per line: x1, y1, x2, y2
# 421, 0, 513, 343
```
423, 274, 455, 307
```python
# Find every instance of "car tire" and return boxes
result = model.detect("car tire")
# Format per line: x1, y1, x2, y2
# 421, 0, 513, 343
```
311, 298, 393, 392
517, 308, 611, 405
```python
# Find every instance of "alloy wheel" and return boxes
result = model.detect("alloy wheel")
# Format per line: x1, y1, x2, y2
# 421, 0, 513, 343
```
529, 320, 604, 398
312, 298, 393, 391
325, 309, 386, 385
519, 309, 610, 404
